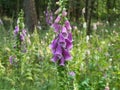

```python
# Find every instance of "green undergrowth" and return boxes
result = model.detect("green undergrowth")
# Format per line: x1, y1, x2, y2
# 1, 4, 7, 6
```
0, 22, 120, 90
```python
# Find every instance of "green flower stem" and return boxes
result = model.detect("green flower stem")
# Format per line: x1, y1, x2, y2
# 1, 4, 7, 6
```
57, 65, 68, 90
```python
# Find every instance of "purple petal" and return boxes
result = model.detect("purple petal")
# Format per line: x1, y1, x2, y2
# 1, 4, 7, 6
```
14, 26, 19, 35
63, 49, 72, 61
51, 23, 61, 33
55, 44, 62, 59
65, 20, 72, 30
49, 38, 58, 53
20, 33, 24, 41
60, 57, 65, 66
54, 15, 61, 23
62, 10, 67, 17
65, 39, 73, 50
22, 29, 27, 36
61, 26, 68, 39
68, 33, 73, 42
51, 55, 58, 62
58, 33, 66, 48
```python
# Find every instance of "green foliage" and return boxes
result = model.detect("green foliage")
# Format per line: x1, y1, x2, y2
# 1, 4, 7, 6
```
0, 19, 120, 89
0, 0, 120, 89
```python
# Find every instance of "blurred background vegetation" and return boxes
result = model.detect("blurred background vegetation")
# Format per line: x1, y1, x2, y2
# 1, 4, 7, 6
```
0, 0, 120, 90
0, 0, 120, 33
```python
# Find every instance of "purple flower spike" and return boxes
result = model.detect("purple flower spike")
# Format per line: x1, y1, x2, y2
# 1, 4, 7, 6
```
58, 33, 66, 48
49, 9, 73, 66
55, 44, 63, 59
65, 20, 72, 30
55, 15, 61, 23
65, 39, 73, 50
63, 49, 72, 61
14, 26, 19, 35
45, 9, 53, 25
62, 26, 68, 39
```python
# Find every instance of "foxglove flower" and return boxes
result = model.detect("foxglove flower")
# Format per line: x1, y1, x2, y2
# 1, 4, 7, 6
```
60, 57, 65, 66
55, 15, 61, 23
58, 33, 66, 48
50, 38, 58, 53
54, 44, 63, 59
65, 20, 72, 30
51, 23, 61, 33
61, 26, 68, 39
62, 49, 72, 61
20, 33, 24, 41
51, 55, 59, 62
62, 10, 67, 17
22, 29, 27, 36
14, 26, 19, 35
50, 9, 73, 66
68, 33, 73, 42
65, 39, 73, 50
45, 9, 53, 25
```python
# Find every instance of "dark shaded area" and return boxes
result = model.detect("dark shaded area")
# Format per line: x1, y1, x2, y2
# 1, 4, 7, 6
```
0, 0, 120, 33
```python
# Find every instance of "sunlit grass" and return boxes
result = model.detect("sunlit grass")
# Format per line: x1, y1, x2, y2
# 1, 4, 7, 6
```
0, 21, 120, 89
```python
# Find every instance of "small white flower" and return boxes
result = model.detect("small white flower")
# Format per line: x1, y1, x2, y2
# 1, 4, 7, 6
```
109, 58, 112, 62
93, 23, 97, 30
101, 41, 105, 44
83, 22, 87, 29
86, 35, 90, 43
0, 19, 3, 25
113, 23, 116, 26
86, 49, 90, 55
82, 8, 85, 14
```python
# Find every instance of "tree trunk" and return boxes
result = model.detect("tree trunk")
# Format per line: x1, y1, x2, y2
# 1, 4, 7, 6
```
86, 0, 95, 35
23, 0, 37, 32
85, 0, 89, 23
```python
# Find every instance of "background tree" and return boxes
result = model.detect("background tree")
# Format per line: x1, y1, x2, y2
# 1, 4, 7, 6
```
23, 0, 37, 32
0, 0, 120, 32
85, 0, 95, 35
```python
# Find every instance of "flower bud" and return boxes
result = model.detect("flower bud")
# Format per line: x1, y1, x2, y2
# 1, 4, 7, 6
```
62, 10, 67, 17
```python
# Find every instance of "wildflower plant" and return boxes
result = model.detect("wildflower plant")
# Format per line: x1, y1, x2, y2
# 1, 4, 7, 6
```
50, 1, 73, 66
9, 10, 28, 77
45, 7, 53, 26
49, 0, 73, 89
45, 0, 53, 26
14, 10, 27, 51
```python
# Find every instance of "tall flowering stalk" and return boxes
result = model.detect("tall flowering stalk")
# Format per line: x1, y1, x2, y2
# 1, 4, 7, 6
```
49, 0, 73, 89
50, 6, 72, 66
14, 10, 27, 51
45, 0, 53, 26
9, 10, 27, 77
45, 7, 53, 25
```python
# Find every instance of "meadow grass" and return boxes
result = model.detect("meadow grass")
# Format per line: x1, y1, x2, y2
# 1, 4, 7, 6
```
0, 21, 120, 90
